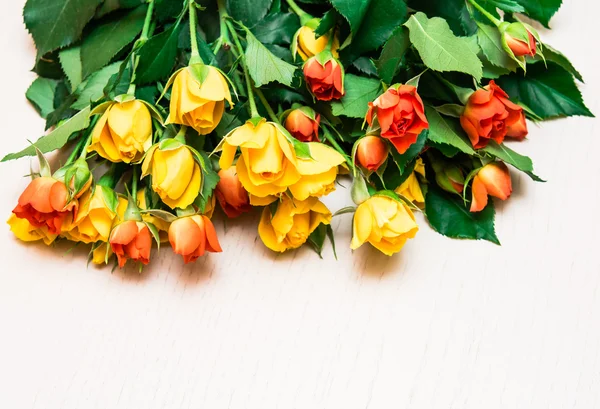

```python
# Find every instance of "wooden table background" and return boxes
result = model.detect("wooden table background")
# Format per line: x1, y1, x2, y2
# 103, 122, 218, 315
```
1, 1, 599, 408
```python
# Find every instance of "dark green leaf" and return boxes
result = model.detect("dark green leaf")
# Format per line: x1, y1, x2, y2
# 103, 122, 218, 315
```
390, 130, 428, 174
515, 0, 562, 27
72, 62, 121, 110
425, 106, 475, 155
136, 24, 182, 84
406, 0, 475, 36
155, 0, 183, 22
536, 43, 583, 82
315, 9, 339, 37
480, 0, 525, 13
307, 223, 328, 258
251, 12, 299, 45
376, 27, 410, 85
425, 185, 500, 244
194, 152, 220, 213
26, 78, 59, 119
351, 57, 378, 77
330, 74, 383, 118
227, 0, 273, 28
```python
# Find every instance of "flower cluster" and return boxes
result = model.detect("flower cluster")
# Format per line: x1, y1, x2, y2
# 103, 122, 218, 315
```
4, 0, 591, 269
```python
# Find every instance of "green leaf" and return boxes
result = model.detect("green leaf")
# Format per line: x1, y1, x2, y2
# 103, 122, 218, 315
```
496, 62, 593, 119
476, 23, 517, 71
307, 223, 328, 258
330, 74, 383, 118
227, 0, 273, 28
194, 153, 220, 214
338, 0, 408, 64
24, 0, 103, 58
155, 0, 182, 22
425, 185, 500, 244
2, 106, 91, 161
351, 57, 378, 77
376, 27, 410, 84
81, 5, 147, 79
251, 12, 299, 45
136, 24, 182, 85
244, 29, 297, 87
481, 141, 543, 182
404, 12, 483, 80
390, 130, 428, 174
315, 9, 339, 37
425, 106, 475, 155
406, 0, 476, 36
71, 62, 121, 110
536, 43, 583, 82
59, 46, 83, 91
26, 78, 59, 119
480, 0, 525, 12
515, 0, 562, 27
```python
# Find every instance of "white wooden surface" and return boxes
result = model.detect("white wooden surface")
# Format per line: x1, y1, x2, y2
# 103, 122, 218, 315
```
1, 1, 599, 408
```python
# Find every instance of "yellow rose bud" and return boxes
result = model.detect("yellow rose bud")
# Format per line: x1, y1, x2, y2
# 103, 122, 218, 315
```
136, 189, 171, 242
166, 65, 232, 135
91, 242, 113, 265
141, 142, 202, 209
258, 196, 331, 252
288, 142, 346, 201
88, 100, 153, 163
295, 26, 340, 61
395, 158, 425, 204
7, 214, 57, 245
219, 119, 300, 200
351, 195, 419, 256
61, 187, 118, 243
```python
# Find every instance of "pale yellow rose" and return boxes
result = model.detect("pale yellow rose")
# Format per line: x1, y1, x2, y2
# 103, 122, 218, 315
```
351, 195, 419, 256
7, 214, 57, 245
258, 196, 332, 252
88, 100, 153, 163
166, 65, 232, 135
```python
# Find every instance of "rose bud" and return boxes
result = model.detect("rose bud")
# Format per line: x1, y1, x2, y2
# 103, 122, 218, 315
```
87, 100, 152, 163
366, 85, 429, 154
166, 65, 233, 135
294, 25, 339, 61
355, 136, 389, 172
61, 187, 119, 244
284, 108, 320, 142
109, 220, 152, 267
142, 141, 202, 210
470, 162, 512, 213
502, 22, 536, 57
168, 215, 222, 264
432, 161, 465, 194
460, 80, 523, 149
215, 168, 251, 218
351, 195, 419, 256
303, 57, 344, 101
12, 176, 76, 235
506, 111, 528, 140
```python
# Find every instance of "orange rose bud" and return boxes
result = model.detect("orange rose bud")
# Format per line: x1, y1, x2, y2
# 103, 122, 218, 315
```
366, 85, 429, 154
506, 111, 528, 140
303, 57, 344, 101
12, 177, 75, 235
470, 162, 512, 213
215, 168, 251, 218
168, 215, 222, 264
356, 136, 389, 172
504, 23, 536, 57
109, 221, 152, 267
284, 108, 320, 142
460, 80, 523, 149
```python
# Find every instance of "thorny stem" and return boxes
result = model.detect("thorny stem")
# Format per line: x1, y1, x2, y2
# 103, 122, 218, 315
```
226, 20, 259, 118
188, 0, 204, 64
254, 87, 279, 123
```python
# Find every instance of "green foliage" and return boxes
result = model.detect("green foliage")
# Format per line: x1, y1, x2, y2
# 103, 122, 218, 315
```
26, 78, 59, 119
194, 152, 220, 214
515, 0, 563, 27
476, 23, 517, 71
251, 13, 300, 45
481, 141, 542, 181
59, 47, 83, 91
330, 74, 382, 118
244, 29, 297, 87
227, 0, 274, 28
404, 13, 483, 80
536, 44, 583, 82
425, 107, 475, 155
136, 24, 182, 84
72, 62, 122, 110
390, 130, 428, 174
376, 27, 410, 85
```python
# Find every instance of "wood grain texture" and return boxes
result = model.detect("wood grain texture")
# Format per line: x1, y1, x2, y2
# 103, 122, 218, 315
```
0, 1, 599, 408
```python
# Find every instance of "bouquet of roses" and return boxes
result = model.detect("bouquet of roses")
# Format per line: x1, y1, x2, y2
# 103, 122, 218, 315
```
4, 0, 592, 268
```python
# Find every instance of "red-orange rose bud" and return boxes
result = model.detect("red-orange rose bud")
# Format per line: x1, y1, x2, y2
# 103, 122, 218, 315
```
303, 57, 344, 101
503, 23, 536, 57
470, 162, 512, 213
284, 108, 320, 142
109, 221, 152, 267
506, 111, 528, 140
168, 215, 222, 264
215, 168, 251, 218
355, 136, 389, 172
366, 85, 429, 155
460, 80, 523, 149
12, 176, 76, 235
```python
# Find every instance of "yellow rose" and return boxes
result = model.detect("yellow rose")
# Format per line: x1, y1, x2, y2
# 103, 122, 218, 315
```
91, 242, 113, 265
294, 26, 340, 61
88, 100, 153, 163
137, 189, 171, 242
203, 195, 216, 219
258, 196, 331, 252
219, 119, 300, 200
166, 65, 232, 135
351, 195, 419, 256
141, 141, 202, 209
288, 142, 345, 201
61, 187, 118, 243
395, 158, 425, 204
7, 214, 57, 245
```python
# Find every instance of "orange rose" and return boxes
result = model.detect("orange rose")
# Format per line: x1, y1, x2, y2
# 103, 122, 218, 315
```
215, 168, 251, 218
366, 85, 429, 154
503, 23, 536, 57
303, 57, 344, 101
109, 221, 152, 267
168, 215, 222, 264
12, 177, 76, 235
470, 162, 512, 212
460, 80, 523, 149
284, 108, 320, 142
355, 136, 389, 172
506, 112, 528, 140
